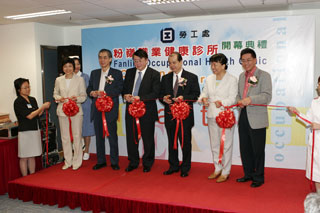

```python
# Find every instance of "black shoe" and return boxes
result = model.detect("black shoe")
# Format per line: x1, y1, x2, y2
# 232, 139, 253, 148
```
143, 167, 151, 173
92, 163, 106, 170
251, 181, 264, 188
125, 165, 138, 172
236, 176, 252, 182
163, 169, 179, 175
180, 172, 189, 177
111, 164, 120, 170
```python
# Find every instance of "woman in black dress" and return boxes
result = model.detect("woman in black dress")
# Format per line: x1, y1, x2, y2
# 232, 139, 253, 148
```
13, 78, 51, 176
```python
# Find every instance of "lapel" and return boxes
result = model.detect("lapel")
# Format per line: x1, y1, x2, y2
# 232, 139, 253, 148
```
177, 69, 187, 96
139, 67, 149, 93
211, 74, 217, 92
95, 69, 102, 90
104, 68, 113, 91
129, 68, 137, 93
168, 72, 174, 95
239, 72, 246, 98
60, 76, 67, 97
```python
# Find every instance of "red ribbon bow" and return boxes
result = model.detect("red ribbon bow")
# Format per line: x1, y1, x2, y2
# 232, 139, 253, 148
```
170, 101, 190, 150
62, 99, 79, 143
96, 92, 113, 137
215, 108, 236, 164
128, 99, 146, 144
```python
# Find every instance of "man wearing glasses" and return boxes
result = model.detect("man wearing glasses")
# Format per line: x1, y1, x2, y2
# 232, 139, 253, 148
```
236, 48, 272, 188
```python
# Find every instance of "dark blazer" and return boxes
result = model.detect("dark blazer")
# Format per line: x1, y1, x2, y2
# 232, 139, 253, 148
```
160, 69, 200, 127
122, 66, 160, 122
87, 68, 123, 122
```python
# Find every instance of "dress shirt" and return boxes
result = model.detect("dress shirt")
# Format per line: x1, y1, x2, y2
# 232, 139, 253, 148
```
65, 78, 72, 89
99, 68, 110, 91
242, 67, 257, 98
172, 69, 183, 88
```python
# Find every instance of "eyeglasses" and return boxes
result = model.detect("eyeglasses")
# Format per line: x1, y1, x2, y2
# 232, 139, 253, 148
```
240, 59, 254, 64
21, 86, 30, 90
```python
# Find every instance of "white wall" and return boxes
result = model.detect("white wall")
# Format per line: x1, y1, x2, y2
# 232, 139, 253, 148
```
34, 23, 65, 103
0, 22, 65, 121
0, 23, 37, 120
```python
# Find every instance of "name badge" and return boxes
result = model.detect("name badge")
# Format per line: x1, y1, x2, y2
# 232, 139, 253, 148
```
27, 104, 32, 109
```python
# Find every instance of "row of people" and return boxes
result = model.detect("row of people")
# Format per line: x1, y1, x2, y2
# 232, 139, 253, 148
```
13, 47, 272, 188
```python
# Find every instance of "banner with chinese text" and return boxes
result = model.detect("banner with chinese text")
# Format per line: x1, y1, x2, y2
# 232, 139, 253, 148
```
82, 15, 315, 169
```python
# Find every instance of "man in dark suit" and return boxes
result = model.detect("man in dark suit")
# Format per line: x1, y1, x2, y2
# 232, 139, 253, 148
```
236, 48, 272, 187
122, 49, 160, 173
160, 52, 200, 177
87, 49, 123, 170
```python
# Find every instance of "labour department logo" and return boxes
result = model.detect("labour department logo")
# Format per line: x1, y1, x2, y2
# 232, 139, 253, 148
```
161, 28, 175, 43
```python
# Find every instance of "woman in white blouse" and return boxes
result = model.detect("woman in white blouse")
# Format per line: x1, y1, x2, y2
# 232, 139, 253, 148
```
53, 58, 87, 170
199, 53, 238, 183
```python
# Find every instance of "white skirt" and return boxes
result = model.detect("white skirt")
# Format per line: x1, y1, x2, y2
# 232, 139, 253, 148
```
18, 130, 42, 158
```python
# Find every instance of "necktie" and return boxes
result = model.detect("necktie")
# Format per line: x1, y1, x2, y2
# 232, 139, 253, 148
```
133, 71, 142, 96
173, 74, 179, 97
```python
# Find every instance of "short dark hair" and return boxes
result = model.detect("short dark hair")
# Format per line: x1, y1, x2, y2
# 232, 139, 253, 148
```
99, 49, 112, 58
169, 52, 183, 62
14, 78, 29, 96
318, 76, 320, 83
73, 57, 81, 64
209, 53, 228, 70
240, 48, 256, 59
133, 49, 148, 60
98, 49, 112, 65
62, 58, 75, 70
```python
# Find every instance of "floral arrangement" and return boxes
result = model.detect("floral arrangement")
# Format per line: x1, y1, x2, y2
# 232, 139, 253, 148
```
105, 75, 114, 84
248, 76, 258, 86
178, 77, 187, 87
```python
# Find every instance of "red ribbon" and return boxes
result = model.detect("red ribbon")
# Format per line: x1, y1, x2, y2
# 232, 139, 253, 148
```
215, 108, 236, 164
128, 100, 146, 144
219, 128, 226, 164
96, 92, 113, 137
45, 110, 49, 165
62, 99, 79, 143
170, 101, 190, 150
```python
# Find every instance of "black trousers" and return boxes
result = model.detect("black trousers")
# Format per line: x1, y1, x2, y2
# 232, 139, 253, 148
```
125, 115, 155, 168
238, 108, 266, 183
165, 122, 192, 173
93, 113, 119, 165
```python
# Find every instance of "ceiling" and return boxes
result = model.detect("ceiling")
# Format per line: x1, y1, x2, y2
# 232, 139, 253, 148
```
1, 0, 320, 26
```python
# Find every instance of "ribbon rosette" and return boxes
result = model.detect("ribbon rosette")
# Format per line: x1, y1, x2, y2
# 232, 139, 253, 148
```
62, 99, 79, 143
170, 101, 190, 149
128, 99, 146, 144
215, 108, 236, 164
95, 92, 114, 137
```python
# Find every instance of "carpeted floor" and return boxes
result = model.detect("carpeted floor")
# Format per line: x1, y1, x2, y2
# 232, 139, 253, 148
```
7, 155, 310, 213
0, 193, 84, 212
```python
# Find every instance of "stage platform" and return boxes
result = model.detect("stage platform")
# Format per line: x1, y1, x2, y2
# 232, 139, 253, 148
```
8, 155, 309, 213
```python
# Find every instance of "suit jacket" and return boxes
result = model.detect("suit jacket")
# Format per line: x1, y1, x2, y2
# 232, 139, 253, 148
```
53, 74, 87, 117
122, 66, 160, 122
236, 68, 272, 129
199, 72, 238, 118
160, 69, 200, 127
86, 68, 124, 122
